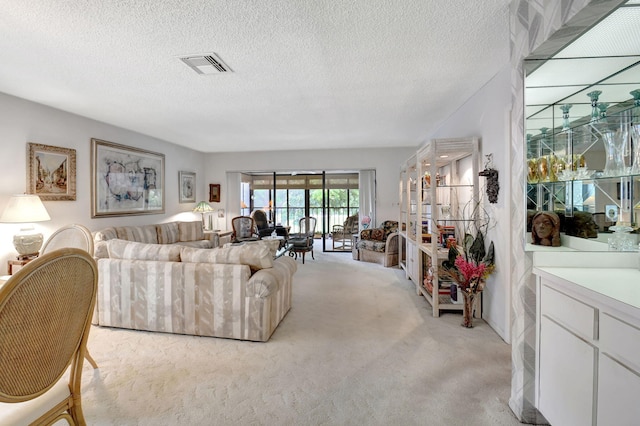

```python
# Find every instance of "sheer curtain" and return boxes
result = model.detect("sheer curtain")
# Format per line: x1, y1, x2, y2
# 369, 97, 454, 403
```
358, 169, 376, 230
225, 172, 241, 229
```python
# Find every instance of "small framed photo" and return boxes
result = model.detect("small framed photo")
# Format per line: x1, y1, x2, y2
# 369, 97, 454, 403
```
179, 171, 196, 203
209, 184, 221, 203
27, 143, 76, 201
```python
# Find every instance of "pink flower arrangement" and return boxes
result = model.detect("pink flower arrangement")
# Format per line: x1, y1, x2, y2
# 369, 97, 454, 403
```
361, 215, 371, 228
442, 231, 495, 295
450, 256, 493, 293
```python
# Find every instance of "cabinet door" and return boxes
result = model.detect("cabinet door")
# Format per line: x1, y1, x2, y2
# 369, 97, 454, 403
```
539, 316, 596, 426
597, 354, 640, 425
407, 242, 418, 281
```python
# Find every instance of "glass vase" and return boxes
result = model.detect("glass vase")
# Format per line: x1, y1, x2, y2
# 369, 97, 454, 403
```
608, 225, 635, 251
461, 291, 478, 328
631, 123, 640, 174
599, 128, 628, 177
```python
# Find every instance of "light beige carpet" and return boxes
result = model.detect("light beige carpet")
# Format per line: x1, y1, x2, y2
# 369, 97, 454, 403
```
79, 250, 520, 425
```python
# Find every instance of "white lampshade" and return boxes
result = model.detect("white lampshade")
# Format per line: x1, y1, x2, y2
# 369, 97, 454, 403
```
0, 194, 51, 223
0, 194, 51, 257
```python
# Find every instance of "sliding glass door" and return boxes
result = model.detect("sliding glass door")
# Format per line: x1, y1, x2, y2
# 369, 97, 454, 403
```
242, 171, 361, 251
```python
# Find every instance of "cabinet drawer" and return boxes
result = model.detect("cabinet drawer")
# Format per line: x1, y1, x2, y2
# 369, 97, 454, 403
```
598, 354, 640, 426
600, 313, 640, 373
540, 283, 597, 341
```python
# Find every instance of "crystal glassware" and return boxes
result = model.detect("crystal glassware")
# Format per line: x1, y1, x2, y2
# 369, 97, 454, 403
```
560, 104, 572, 131
608, 225, 635, 251
587, 90, 602, 122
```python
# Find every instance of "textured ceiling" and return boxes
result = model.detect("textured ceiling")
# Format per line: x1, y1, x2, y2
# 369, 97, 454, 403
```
0, 0, 510, 153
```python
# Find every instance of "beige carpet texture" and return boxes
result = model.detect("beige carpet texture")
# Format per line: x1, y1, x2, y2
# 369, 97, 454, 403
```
78, 250, 520, 425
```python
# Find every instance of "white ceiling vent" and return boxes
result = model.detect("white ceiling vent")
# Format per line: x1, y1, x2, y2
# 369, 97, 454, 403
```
179, 53, 232, 75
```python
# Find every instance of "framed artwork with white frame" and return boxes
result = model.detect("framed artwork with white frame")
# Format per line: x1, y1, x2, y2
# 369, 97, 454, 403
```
179, 171, 196, 203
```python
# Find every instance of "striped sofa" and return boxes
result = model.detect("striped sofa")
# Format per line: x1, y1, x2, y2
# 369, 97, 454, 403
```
92, 223, 296, 342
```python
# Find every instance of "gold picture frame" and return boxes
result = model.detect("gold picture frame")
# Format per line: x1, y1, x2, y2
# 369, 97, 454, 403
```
91, 138, 165, 217
27, 143, 77, 201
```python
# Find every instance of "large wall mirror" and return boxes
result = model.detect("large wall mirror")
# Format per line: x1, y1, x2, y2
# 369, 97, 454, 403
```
525, 0, 640, 251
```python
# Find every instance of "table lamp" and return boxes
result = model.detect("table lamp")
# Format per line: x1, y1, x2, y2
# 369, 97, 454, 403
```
0, 194, 51, 258
193, 201, 214, 230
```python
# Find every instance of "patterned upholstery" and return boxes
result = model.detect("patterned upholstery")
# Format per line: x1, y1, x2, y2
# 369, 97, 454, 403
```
93, 221, 214, 259
96, 254, 296, 342
178, 221, 205, 242
92, 223, 296, 341
231, 216, 259, 242
157, 222, 180, 244
107, 239, 182, 262
356, 220, 399, 267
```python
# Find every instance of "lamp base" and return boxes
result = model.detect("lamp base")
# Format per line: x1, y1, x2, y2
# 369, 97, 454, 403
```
13, 230, 44, 258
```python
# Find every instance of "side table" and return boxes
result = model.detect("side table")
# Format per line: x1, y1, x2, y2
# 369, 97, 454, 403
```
204, 230, 233, 247
8, 259, 32, 275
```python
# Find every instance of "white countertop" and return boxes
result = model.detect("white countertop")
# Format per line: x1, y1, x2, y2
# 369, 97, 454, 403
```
534, 266, 640, 310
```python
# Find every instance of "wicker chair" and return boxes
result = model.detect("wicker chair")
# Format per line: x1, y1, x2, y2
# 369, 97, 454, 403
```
41, 223, 99, 369
331, 213, 359, 250
231, 216, 260, 243
0, 248, 98, 425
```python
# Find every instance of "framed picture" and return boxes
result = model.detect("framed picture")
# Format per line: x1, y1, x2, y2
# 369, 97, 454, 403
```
179, 171, 196, 203
91, 138, 165, 217
27, 143, 76, 201
209, 184, 221, 202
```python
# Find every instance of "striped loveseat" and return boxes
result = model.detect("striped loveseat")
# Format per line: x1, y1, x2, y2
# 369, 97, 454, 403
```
92, 223, 296, 342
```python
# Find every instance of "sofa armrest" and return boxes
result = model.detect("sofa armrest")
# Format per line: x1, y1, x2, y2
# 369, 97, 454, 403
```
246, 256, 297, 298
385, 232, 399, 254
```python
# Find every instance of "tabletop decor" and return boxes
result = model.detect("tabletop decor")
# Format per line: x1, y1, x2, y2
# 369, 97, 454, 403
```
91, 138, 164, 217
442, 230, 495, 327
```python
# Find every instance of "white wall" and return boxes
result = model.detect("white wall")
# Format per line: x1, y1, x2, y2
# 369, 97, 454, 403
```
421, 65, 512, 342
0, 91, 415, 274
204, 147, 415, 230
0, 92, 207, 272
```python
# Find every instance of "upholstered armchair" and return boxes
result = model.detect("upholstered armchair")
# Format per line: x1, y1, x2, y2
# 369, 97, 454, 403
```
355, 220, 399, 267
231, 216, 260, 243
251, 209, 289, 240
331, 213, 359, 250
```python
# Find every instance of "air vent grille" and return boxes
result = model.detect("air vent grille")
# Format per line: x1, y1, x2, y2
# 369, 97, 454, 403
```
179, 53, 232, 75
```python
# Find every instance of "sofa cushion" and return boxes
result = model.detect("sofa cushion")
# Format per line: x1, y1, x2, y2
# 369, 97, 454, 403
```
114, 225, 159, 244
240, 239, 281, 258
356, 240, 387, 253
107, 239, 181, 262
157, 222, 179, 244
93, 227, 118, 241
181, 243, 273, 271
370, 228, 386, 241
178, 221, 204, 242
173, 240, 213, 249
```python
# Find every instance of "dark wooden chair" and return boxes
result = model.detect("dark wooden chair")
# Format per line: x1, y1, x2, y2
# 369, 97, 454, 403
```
231, 216, 259, 243
288, 216, 317, 264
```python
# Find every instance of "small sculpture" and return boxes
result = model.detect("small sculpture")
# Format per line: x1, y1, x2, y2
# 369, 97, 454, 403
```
479, 154, 499, 203
531, 211, 561, 247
